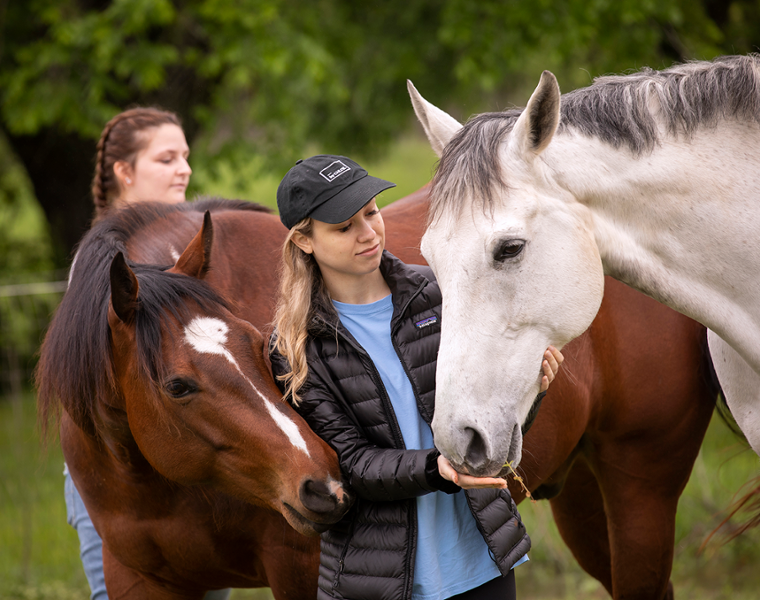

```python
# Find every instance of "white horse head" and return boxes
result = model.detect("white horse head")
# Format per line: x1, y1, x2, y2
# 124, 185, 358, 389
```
411, 55, 760, 471
409, 77, 605, 475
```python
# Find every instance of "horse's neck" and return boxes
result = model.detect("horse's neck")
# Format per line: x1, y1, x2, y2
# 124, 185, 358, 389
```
547, 123, 760, 369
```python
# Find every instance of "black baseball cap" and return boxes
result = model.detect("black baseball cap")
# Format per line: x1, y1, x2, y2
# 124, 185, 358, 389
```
277, 155, 396, 229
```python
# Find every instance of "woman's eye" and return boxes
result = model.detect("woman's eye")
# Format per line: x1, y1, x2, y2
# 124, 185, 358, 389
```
493, 240, 525, 263
165, 379, 194, 398
339, 224, 351, 232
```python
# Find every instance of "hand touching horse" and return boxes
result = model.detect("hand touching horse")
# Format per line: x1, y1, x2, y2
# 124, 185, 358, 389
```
408, 54, 760, 471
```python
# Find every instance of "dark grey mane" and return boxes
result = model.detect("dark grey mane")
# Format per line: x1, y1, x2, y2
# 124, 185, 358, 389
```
431, 54, 760, 221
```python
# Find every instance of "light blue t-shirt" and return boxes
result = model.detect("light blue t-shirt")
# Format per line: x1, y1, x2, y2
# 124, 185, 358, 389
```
334, 294, 523, 600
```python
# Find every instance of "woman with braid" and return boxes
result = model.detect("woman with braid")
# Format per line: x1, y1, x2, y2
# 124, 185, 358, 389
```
90, 106, 190, 219
64, 107, 231, 600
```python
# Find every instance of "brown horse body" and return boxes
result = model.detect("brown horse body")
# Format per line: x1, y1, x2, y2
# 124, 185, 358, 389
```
40, 193, 716, 600
39, 205, 351, 600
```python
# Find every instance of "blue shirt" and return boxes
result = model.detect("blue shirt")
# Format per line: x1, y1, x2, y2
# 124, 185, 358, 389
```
334, 295, 517, 600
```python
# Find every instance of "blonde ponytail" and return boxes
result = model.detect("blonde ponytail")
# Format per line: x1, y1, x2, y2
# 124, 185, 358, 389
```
273, 219, 332, 404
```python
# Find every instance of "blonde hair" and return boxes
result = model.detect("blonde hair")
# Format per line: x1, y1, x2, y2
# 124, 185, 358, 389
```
273, 218, 333, 404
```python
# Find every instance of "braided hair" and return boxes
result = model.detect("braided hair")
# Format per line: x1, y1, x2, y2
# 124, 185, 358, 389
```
91, 107, 182, 220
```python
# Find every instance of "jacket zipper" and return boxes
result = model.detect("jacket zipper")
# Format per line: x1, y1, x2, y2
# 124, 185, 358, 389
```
390, 281, 431, 423
332, 509, 358, 593
326, 277, 428, 599
392, 279, 426, 600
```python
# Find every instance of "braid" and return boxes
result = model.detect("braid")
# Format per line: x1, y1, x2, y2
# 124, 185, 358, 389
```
91, 114, 121, 217
90, 107, 182, 221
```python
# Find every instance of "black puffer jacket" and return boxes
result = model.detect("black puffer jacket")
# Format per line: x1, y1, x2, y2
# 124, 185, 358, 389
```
270, 252, 531, 600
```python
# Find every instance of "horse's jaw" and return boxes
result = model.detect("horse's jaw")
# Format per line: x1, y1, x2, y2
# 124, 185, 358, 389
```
423, 188, 605, 475
431, 322, 549, 476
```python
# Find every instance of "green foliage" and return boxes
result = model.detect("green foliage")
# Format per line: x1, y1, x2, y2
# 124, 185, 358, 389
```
0, 135, 61, 397
2, 0, 760, 260
2, 0, 753, 172
0, 136, 55, 278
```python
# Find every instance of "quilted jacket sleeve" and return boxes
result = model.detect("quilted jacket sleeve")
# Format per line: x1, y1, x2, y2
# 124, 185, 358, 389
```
269, 342, 460, 501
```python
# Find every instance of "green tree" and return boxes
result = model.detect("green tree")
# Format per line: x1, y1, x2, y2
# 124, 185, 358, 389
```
1, 0, 758, 266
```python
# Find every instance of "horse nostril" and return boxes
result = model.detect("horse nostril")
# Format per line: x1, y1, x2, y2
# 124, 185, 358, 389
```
463, 427, 488, 472
299, 479, 339, 514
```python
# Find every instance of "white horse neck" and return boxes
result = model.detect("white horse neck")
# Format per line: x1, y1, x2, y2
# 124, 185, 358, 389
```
544, 119, 760, 369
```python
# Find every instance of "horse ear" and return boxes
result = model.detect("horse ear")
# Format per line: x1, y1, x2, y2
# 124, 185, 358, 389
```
407, 80, 462, 157
171, 211, 214, 279
510, 70, 561, 158
110, 252, 139, 324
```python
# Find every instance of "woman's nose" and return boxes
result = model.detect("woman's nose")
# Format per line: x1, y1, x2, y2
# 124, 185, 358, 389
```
178, 157, 192, 175
356, 219, 375, 240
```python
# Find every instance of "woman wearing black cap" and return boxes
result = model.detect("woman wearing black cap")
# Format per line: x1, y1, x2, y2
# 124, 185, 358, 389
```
269, 155, 563, 600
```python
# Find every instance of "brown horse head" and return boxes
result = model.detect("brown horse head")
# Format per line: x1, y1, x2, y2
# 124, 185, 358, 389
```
39, 212, 352, 537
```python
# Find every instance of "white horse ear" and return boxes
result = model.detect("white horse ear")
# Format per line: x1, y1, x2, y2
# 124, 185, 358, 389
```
510, 70, 561, 158
407, 80, 462, 157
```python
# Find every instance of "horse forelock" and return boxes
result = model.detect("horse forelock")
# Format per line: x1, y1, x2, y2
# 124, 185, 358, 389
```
130, 267, 229, 388
430, 110, 522, 224
36, 219, 228, 441
559, 53, 760, 154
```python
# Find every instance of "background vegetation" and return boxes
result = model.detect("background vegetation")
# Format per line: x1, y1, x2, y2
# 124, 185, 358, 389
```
2, 1, 760, 598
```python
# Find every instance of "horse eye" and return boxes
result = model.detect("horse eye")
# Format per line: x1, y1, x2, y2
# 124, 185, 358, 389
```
493, 239, 525, 263
165, 379, 195, 399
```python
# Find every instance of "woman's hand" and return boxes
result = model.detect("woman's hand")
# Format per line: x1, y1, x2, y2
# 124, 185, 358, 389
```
437, 454, 507, 489
539, 345, 564, 393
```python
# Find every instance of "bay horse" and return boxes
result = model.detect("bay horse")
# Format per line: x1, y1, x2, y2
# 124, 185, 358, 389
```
41, 195, 716, 600
406, 54, 760, 472
36, 206, 352, 599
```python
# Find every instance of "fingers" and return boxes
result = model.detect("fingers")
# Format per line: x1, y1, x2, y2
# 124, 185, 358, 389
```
437, 454, 507, 489
456, 473, 508, 489
540, 345, 564, 391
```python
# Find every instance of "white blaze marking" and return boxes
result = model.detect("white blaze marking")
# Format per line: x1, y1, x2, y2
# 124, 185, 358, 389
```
183, 316, 310, 457
170, 245, 181, 262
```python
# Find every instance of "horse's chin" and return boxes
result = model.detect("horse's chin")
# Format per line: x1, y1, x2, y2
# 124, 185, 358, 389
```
281, 503, 333, 537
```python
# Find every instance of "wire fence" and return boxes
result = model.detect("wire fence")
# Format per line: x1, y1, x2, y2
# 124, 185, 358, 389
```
0, 275, 67, 401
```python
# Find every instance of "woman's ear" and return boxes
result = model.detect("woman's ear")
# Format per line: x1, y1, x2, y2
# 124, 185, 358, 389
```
291, 231, 313, 255
113, 160, 134, 187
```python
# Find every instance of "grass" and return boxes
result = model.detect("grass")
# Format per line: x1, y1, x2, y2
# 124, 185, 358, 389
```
2, 391, 759, 600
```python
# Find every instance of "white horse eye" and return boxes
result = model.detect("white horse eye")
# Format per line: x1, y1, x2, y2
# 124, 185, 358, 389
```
493, 239, 525, 263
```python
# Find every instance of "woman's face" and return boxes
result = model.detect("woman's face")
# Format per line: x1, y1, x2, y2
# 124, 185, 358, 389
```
118, 124, 191, 205
297, 199, 386, 285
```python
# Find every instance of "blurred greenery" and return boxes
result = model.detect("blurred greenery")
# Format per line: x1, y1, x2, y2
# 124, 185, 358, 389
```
2, 0, 760, 264
2, 391, 758, 599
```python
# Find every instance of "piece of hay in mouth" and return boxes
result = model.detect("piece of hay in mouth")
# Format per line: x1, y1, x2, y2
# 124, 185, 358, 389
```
504, 461, 533, 501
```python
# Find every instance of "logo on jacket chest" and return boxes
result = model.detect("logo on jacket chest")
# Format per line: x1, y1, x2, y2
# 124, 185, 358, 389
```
414, 315, 438, 329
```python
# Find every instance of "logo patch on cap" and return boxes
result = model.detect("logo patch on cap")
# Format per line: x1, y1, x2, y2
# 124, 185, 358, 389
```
319, 160, 351, 182
415, 316, 438, 329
